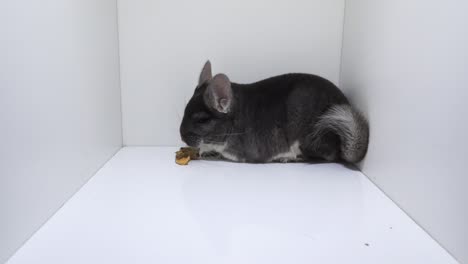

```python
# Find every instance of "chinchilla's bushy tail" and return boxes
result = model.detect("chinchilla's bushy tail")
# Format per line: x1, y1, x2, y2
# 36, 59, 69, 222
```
314, 104, 369, 163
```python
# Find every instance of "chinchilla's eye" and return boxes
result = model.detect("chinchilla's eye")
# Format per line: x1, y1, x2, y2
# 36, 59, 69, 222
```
197, 117, 210, 124
192, 112, 211, 124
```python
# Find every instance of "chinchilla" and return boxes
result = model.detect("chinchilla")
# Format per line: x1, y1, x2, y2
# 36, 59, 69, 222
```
180, 61, 369, 163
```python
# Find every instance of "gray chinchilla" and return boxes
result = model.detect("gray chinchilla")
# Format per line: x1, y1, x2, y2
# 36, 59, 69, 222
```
180, 61, 369, 163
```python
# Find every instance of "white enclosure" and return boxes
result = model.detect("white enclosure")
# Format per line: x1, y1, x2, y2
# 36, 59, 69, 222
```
1, 0, 467, 263
5, 148, 457, 264
0, 1, 122, 263
341, 0, 468, 261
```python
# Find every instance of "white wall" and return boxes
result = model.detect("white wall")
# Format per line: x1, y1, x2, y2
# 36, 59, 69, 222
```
0, 1, 122, 262
340, 0, 468, 262
118, 0, 346, 145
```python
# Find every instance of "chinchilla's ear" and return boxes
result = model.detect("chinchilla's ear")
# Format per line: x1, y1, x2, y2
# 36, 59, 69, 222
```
198, 60, 212, 85
204, 73, 232, 113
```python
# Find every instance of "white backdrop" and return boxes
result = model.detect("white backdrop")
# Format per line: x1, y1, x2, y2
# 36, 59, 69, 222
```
340, 0, 468, 262
2, 0, 466, 262
0, 0, 122, 262
118, 0, 346, 145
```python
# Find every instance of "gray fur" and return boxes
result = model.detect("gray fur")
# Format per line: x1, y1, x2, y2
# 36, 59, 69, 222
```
180, 61, 369, 164
313, 104, 369, 163
199, 60, 212, 84
203, 74, 233, 113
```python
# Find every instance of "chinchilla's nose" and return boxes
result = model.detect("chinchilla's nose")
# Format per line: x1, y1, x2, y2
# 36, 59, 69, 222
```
181, 134, 187, 144
180, 132, 198, 147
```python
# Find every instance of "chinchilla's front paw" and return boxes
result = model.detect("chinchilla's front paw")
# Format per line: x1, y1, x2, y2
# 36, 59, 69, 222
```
200, 151, 223, 160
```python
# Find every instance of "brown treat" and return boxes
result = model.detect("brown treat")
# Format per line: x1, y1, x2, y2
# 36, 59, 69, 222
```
175, 147, 200, 165
182, 147, 200, 159
175, 155, 191, 165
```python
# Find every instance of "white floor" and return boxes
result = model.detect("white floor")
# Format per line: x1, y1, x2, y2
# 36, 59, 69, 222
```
7, 147, 456, 264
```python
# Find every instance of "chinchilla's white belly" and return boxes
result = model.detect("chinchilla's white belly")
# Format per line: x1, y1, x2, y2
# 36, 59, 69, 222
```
199, 140, 303, 163
269, 141, 302, 163
198, 141, 240, 162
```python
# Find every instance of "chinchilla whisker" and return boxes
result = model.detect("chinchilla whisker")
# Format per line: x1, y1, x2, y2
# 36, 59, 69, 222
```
202, 140, 225, 145
172, 104, 183, 123
225, 132, 246, 136
212, 132, 247, 136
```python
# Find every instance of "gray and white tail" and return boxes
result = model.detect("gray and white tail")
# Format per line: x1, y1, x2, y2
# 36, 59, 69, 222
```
314, 104, 369, 163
